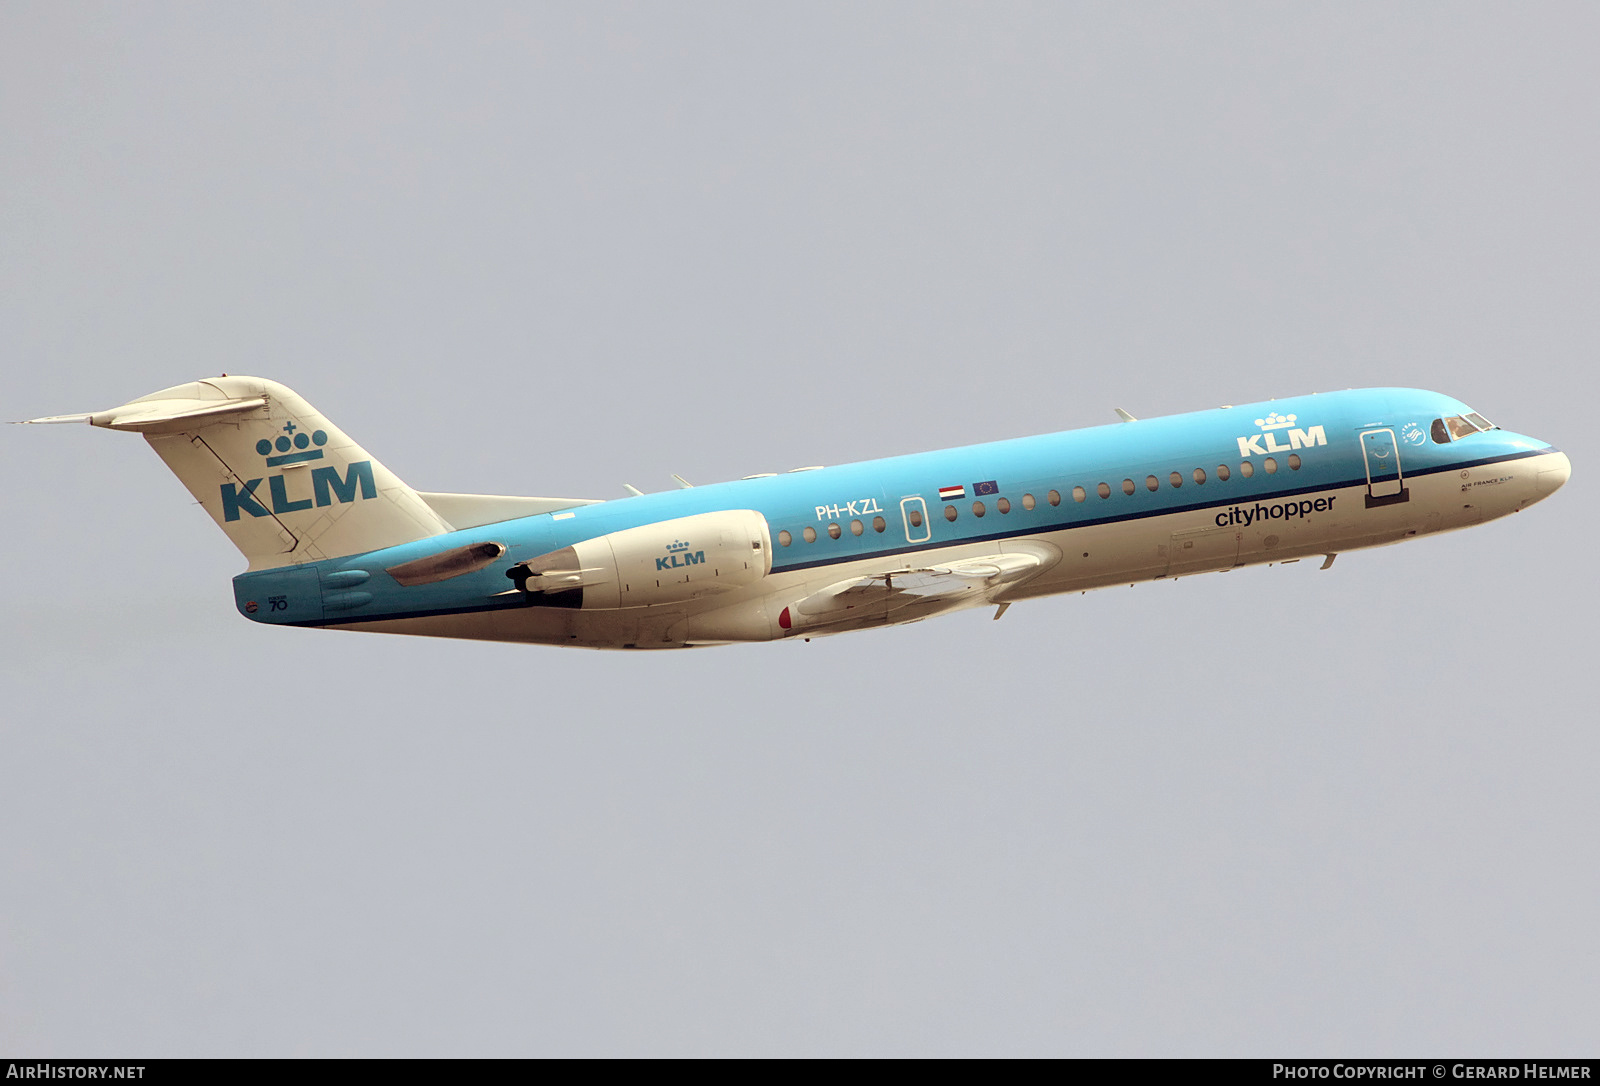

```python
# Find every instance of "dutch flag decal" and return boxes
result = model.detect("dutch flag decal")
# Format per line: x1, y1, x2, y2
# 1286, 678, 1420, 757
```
938, 485, 965, 501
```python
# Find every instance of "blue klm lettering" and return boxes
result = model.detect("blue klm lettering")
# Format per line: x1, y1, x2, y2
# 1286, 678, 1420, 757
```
312, 461, 376, 507
269, 475, 312, 514
222, 461, 377, 521
655, 551, 705, 571
221, 478, 269, 521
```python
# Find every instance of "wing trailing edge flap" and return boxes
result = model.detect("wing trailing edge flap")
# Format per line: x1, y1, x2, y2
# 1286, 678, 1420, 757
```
414, 492, 602, 531
790, 548, 1058, 629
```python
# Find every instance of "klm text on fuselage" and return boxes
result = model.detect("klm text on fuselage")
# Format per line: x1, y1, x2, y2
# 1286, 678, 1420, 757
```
1237, 425, 1326, 457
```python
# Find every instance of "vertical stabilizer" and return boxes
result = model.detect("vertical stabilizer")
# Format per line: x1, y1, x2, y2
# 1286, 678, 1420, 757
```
50, 376, 451, 569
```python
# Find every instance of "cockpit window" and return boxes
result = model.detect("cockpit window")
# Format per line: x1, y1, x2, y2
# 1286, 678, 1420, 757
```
1434, 413, 1495, 442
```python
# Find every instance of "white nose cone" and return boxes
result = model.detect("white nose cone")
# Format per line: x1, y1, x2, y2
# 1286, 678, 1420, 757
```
1537, 450, 1572, 497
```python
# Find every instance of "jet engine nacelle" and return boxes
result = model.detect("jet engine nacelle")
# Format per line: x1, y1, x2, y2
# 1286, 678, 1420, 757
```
508, 509, 772, 609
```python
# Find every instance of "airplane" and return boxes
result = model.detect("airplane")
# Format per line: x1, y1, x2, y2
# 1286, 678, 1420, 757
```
25, 376, 1569, 650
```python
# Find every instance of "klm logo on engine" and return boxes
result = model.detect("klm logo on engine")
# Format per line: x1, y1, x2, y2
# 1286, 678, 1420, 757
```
1237, 412, 1326, 458
222, 461, 377, 521
656, 539, 705, 571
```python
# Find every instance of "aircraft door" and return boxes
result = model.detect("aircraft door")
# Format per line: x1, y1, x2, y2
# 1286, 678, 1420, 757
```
1360, 428, 1410, 508
900, 497, 930, 543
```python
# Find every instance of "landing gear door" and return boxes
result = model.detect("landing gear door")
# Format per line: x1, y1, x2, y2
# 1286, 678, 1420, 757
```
1360, 428, 1410, 508
900, 497, 930, 543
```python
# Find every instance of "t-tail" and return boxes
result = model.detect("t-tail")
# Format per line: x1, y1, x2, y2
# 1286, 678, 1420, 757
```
27, 376, 451, 569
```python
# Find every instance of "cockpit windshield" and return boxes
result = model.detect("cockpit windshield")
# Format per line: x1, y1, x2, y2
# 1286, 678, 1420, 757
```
1431, 412, 1496, 443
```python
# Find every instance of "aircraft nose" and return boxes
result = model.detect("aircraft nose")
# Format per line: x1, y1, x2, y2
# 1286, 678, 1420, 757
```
1537, 450, 1571, 496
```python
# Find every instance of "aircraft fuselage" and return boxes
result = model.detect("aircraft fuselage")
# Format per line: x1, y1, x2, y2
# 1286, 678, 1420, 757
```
225, 386, 1569, 649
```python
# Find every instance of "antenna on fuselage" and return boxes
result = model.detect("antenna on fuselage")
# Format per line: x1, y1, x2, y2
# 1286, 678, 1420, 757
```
622, 483, 644, 497
1114, 408, 1137, 423
671, 474, 694, 489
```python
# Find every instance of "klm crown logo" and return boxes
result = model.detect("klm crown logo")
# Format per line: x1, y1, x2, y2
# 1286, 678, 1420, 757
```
220, 420, 377, 522
1237, 412, 1326, 458
256, 420, 328, 466
656, 540, 704, 570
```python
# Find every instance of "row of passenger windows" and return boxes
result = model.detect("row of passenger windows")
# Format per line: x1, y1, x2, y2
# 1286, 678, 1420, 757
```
775, 455, 1301, 546
777, 517, 891, 545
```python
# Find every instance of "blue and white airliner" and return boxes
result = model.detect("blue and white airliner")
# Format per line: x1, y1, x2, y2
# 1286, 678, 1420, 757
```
28, 377, 1569, 649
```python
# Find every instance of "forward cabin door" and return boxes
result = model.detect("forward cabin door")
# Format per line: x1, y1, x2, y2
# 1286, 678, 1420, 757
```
1360, 428, 1410, 508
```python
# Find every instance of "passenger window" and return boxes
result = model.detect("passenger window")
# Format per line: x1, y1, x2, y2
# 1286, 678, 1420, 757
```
1169, 471, 1182, 488
849, 519, 864, 536
1217, 464, 1231, 482
972, 501, 987, 517
1288, 454, 1301, 470
1048, 490, 1061, 506
908, 510, 923, 529
873, 516, 886, 533
1097, 482, 1111, 499
827, 522, 842, 539
1239, 461, 1254, 478
1072, 486, 1086, 503
1263, 457, 1278, 474
802, 526, 817, 543
996, 497, 1011, 514
1022, 493, 1036, 510
1145, 475, 1159, 492
1193, 468, 1207, 485
1122, 479, 1135, 496
944, 505, 958, 522
778, 530, 792, 547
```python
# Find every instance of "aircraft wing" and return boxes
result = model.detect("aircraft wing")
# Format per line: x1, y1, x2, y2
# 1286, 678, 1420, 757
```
784, 551, 1049, 632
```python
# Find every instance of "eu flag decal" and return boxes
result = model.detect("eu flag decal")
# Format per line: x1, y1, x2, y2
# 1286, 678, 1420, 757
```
973, 480, 999, 496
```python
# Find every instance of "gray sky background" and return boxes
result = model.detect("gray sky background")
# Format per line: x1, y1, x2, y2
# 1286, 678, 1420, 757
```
2, 2, 1596, 1056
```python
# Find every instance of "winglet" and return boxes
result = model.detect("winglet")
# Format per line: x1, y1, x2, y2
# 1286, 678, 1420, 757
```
1114, 408, 1137, 423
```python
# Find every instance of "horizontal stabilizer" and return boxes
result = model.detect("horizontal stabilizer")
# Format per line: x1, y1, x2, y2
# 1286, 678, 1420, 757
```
25, 395, 269, 432
20, 413, 94, 424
